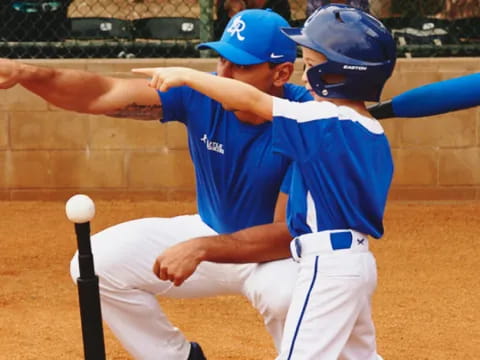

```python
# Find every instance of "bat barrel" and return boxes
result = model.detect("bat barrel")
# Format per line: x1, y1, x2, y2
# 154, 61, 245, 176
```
392, 73, 480, 118
369, 73, 480, 120
74, 221, 106, 360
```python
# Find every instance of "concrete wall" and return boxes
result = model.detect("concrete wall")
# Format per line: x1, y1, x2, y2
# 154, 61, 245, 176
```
0, 58, 479, 201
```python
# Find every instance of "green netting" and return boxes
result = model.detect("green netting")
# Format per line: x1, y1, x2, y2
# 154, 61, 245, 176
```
0, 0, 479, 59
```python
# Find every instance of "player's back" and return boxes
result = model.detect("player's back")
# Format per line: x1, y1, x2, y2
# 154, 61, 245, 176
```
272, 99, 393, 239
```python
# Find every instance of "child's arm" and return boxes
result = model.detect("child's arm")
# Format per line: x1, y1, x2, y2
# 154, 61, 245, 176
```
132, 67, 273, 123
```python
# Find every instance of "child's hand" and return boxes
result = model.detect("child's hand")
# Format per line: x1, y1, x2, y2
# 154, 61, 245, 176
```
131, 67, 193, 92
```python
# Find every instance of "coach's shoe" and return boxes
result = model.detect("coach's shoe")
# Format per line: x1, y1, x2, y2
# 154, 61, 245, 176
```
188, 342, 206, 360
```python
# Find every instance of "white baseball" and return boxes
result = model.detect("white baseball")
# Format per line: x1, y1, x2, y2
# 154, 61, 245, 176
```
65, 194, 96, 223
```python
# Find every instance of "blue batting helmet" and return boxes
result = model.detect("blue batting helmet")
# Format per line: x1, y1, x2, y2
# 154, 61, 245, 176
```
281, 4, 396, 101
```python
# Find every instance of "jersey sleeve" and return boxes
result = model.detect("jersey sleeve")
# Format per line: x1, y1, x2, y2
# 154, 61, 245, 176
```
157, 86, 189, 124
283, 83, 314, 103
271, 97, 338, 161
158, 72, 221, 125
280, 164, 293, 194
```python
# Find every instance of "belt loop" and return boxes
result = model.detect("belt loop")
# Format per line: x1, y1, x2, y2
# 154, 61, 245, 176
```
290, 238, 302, 262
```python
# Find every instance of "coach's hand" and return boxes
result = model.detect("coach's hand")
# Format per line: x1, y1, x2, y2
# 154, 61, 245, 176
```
0, 58, 22, 89
153, 238, 206, 286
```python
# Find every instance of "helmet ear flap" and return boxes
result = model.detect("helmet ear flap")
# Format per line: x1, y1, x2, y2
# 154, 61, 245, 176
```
306, 63, 342, 98
307, 59, 395, 101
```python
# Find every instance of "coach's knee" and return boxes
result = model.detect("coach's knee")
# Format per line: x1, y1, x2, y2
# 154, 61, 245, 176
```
68, 233, 113, 287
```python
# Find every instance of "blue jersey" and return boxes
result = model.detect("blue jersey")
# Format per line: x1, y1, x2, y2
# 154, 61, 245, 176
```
271, 99, 393, 239
159, 83, 311, 234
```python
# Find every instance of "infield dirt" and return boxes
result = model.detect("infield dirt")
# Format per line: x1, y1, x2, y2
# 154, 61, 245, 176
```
1, 200, 479, 359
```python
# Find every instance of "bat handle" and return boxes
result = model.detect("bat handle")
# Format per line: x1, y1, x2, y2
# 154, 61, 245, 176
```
367, 99, 394, 120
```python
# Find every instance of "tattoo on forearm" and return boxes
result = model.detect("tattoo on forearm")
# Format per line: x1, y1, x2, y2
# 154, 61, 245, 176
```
106, 103, 163, 120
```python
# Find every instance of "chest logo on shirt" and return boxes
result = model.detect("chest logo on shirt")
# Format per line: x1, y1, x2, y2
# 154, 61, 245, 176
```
200, 134, 225, 154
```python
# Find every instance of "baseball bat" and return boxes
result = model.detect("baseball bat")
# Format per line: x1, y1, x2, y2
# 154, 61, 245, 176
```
74, 222, 106, 360
368, 73, 480, 119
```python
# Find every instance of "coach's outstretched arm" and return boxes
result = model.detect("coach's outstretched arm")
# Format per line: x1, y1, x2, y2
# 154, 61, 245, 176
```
0, 58, 162, 120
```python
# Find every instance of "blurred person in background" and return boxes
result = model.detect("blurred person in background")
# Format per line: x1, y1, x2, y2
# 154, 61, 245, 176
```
214, 0, 291, 38
306, 0, 369, 17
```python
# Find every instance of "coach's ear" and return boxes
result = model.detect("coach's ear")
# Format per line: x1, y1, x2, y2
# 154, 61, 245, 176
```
272, 62, 294, 87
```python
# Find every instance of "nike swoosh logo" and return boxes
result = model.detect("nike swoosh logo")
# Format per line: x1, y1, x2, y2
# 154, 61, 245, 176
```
270, 53, 284, 59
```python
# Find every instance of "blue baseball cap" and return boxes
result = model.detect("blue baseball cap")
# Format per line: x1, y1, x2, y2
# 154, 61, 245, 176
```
197, 9, 297, 65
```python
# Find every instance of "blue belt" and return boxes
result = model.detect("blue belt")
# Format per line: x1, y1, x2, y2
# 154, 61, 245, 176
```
295, 231, 352, 256
291, 230, 368, 261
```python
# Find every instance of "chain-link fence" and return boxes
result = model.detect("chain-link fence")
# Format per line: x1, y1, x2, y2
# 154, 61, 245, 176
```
0, 0, 479, 59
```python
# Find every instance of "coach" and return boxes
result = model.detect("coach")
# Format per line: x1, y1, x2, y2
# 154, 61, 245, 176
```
0, 9, 311, 360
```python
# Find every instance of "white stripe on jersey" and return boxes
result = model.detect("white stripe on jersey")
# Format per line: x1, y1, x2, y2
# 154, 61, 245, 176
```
273, 98, 384, 135
306, 191, 318, 233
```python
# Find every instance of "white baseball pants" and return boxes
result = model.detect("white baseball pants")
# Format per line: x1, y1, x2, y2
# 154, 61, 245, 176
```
277, 231, 378, 360
70, 215, 299, 360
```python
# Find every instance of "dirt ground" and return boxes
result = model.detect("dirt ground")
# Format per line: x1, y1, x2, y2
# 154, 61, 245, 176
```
0, 200, 479, 360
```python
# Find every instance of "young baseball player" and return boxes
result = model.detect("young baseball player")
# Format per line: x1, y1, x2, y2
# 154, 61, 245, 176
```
133, 4, 396, 359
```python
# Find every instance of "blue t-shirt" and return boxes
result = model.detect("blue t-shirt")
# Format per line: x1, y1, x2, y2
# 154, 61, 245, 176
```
272, 99, 393, 239
159, 83, 311, 234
